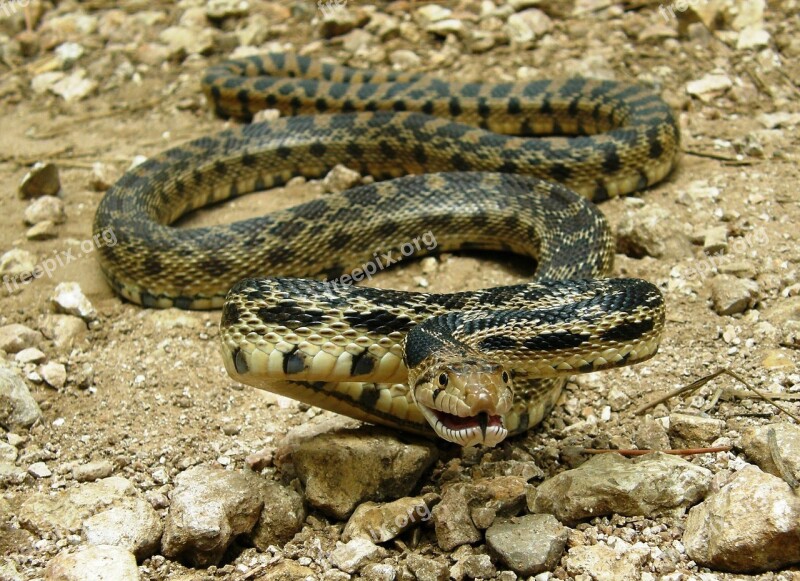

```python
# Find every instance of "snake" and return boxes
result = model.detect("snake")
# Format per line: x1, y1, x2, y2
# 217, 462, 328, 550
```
93, 53, 678, 447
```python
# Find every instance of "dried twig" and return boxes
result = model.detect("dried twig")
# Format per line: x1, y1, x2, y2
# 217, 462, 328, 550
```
635, 368, 800, 424
683, 148, 755, 165
582, 446, 731, 456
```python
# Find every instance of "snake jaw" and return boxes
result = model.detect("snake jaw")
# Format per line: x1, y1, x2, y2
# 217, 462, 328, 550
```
411, 361, 513, 447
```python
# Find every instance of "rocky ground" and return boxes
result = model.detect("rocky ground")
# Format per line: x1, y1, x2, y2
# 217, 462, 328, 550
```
1, 0, 800, 579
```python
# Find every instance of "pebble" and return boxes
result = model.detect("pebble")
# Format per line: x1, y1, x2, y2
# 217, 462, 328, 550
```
431, 485, 481, 550
28, 461, 52, 478
45, 544, 139, 581
249, 480, 306, 550
206, 0, 249, 20
290, 429, 438, 519
161, 465, 265, 567
760, 349, 795, 370
329, 537, 387, 574
51, 282, 97, 322
702, 225, 728, 255
39, 361, 67, 389
633, 417, 671, 450
159, 26, 215, 58
40, 314, 88, 351
82, 497, 163, 560
343, 493, 439, 543
54, 41, 84, 68
426, 18, 466, 38
683, 465, 800, 572
529, 452, 711, 524
50, 69, 98, 101
615, 204, 672, 259
390, 49, 421, 69
737, 26, 770, 50
0, 324, 43, 354
26, 221, 58, 240
686, 73, 733, 102
322, 164, 362, 194
458, 553, 495, 579
0, 366, 43, 430
564, 539, 650, 581
405, 554, 449, 581
89, 162, 118, 192
360, 563, 397, 581
709, 274, 760, 315
72, 460, 115, 482
505, 8, 552, 45
485, 514, 568, 576
317, 6, 367, 39
0, 249, 38, 282
18, 162, 61, 198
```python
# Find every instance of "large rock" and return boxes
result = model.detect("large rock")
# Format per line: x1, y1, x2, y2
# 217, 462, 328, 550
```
249, 480, 306, 550
485, 514, 568, 576
741, 423, 800, 482
683, 465, 800, 572
529, 452, 711, 524
290, 429, 438, 519
161, 466, 265, 567
45, 544, 138, 581
0, 366, 42, 430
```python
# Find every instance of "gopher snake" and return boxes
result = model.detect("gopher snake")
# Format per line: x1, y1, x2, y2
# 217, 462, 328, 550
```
94, 53, 678, 447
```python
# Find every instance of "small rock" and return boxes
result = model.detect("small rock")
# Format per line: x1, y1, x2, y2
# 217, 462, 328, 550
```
83, 497, 163, 560
206, 0, 249, 20
26, 221, 58, 240
389, 49, 421, 70
703, 226, 728, 255
406, 554, 449, 581
0, 249, 37, 282
760, 350, 794, 370
718, 260, 756, 279
18, 162, 61, 198
741, 423, 800, 482
28, 461, 52, 478
50, 69, 98, 101
426, 18, 466, 38
432, 488, 481, 550
323, 164, 362, 194
684, 465, 800, 572
633, 417, 671, 450
51, 282, 97, 322
616, 204, 672, 259
343, 494, 439, 543
89, 162, 118, 192
686, 73, 733, 102
159, 26, 216, 58
710, 275, 760, 315
565, 539, 650, 581
668, 412, 725, 448
505, 8, 552, 44
72, 460, 115, 483
40, 314, 88, 351
290, 429, 438, 519
0, 324, 43, 353
360, 563, 397, 581
0, 366, 42, 430
329, 537, 387, 574
414, 4, 452, 26
486, 514, 568, 576
737, 26, 770, 50
14, 347, 45, 364
161, 465, 265, 567
249, 480, 306, 550
39, 361, 67, 389
460, 554, 495, 579
45, 545, 139, 581
31, 72, 66, 95
529, 452, 711, 524
317, 6, 368, 39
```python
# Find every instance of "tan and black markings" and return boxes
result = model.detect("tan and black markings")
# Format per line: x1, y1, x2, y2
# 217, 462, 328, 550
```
94, 53, 676, 446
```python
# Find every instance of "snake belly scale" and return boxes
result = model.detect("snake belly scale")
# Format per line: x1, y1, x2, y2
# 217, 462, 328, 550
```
94, 53, 678, 446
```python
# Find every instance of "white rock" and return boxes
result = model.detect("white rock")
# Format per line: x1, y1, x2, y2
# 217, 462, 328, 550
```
329, 538, 387, 574
50, 69, 98, 102
45, 544, 139, 581
54, 42, 85, 68
28, 461, 52, 478
736, 26, 770, 50
51, 282, 97, 322
686, 73, 733, 102
39, 361, 67, 389
31, 71, 66, 95
0, 249, 37, 280
390, 49, 421, 70
15, 348, 46, 364
506, 8, 552, 44
24, 195, 65, 226
415, 5, 452, 26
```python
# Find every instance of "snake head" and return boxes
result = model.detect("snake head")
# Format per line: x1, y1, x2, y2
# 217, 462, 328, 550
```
410, 359, 513, 447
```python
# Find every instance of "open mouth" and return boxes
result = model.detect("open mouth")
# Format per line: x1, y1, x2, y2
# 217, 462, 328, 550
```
420, 406, 508, 447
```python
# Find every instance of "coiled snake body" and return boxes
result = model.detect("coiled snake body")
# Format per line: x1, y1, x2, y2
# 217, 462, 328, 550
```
94, 53, 678, 447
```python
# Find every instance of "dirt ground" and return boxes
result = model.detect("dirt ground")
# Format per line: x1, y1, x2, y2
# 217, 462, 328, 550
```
1, 0, 799, 579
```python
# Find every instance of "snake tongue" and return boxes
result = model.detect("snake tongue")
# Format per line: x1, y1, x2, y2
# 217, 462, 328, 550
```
477, 412, 489, 440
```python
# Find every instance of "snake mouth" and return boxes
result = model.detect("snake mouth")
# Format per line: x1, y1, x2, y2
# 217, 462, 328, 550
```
420, 406, 508, 447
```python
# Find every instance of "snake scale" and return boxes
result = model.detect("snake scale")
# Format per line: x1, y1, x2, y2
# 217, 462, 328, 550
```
94, 53, 679, 447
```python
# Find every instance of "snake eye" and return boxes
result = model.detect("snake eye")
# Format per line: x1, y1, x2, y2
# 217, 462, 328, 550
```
438, 373, 448, 387
502, 371, 509, 383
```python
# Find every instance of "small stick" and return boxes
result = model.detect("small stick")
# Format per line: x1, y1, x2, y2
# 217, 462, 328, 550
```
683, 149, 755, 165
